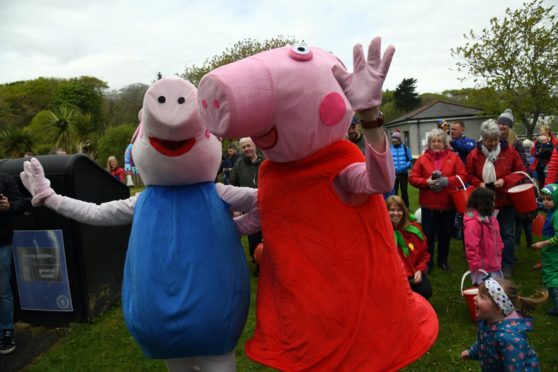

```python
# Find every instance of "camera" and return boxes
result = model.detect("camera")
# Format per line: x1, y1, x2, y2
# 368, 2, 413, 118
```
431, 170, 441, 180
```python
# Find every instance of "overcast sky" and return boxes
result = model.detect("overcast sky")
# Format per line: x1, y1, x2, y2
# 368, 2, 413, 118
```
0, 0, 547, 93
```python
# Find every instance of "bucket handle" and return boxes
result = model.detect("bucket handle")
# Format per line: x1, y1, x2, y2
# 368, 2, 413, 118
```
512, 170, 540, 196
455, 174, 466, 191
460, 269, 488, 295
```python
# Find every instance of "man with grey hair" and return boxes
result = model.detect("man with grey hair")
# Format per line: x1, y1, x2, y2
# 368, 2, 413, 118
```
231, 137, 264, 276
465, 121, 527, 278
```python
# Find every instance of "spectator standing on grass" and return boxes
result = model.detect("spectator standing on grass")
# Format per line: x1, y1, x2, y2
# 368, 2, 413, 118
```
450, 120, 475, 165
466, 120, 526, 279
531, 184, 558, 316
409, 128, 468, 273
463, 188, 504, 285
532, 124, 558, 186
449, 120, 476, 240
460, 277, 547, 371
221, 142, 239, 185
386, 195, 432, 299
515, 139, 536, 250
230, 137, 264, 276
0, 173, 29, 355
346, 117, 365, 154
497, 109, 530, 171
532, 134, 554, 187
390, 130, 412, 207
107, 156, 125, 184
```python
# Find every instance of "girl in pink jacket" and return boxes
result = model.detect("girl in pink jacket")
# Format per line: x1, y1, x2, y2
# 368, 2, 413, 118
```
464, 188, 504, 285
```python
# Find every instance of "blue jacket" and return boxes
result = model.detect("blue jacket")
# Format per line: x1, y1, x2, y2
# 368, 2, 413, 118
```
390, 144, 412, 174
450, 136, 476, 165
468, 316, 540, 371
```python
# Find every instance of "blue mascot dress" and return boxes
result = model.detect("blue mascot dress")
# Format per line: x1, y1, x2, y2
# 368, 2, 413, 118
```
122, 182, 250, 358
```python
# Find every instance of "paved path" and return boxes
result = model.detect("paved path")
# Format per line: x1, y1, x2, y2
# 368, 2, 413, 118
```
2, 323, 63, 372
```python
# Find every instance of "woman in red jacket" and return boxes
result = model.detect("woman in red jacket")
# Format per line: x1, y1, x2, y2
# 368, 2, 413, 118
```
409, 128, 468, 273
107, 156, 125, 183
466, 121, 526, 278
386, 195, 432, 299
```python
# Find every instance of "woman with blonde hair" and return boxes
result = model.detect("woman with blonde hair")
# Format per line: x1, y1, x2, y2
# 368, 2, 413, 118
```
107, 156, 125, 183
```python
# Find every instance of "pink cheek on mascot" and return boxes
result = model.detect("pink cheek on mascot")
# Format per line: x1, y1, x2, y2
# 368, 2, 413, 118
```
198, 41, 438, 371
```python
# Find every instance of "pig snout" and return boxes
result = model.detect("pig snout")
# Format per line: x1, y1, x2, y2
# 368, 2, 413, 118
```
198, 58, 275, 138
143, 78, 203, 140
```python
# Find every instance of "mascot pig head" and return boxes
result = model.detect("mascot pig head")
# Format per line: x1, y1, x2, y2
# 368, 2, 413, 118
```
133, 77, 222, 185
197, 46, 353, 163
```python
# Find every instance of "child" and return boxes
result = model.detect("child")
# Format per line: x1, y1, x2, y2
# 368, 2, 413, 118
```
464, 188, 504, 285
460, 276, 547, 371
532, 183, 558, 315
533, 134, 554, 186
386, 195, 432, 299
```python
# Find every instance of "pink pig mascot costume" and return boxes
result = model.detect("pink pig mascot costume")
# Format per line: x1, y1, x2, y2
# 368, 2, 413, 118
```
20, 77, 258, 371
197, 38, 438, 371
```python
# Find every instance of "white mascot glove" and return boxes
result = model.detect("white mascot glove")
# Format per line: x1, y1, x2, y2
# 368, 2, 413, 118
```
20, 158, 56, 206
332, 36, 395, 111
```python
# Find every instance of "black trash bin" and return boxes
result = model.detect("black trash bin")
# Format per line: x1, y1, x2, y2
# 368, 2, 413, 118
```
0, 155, 131, 325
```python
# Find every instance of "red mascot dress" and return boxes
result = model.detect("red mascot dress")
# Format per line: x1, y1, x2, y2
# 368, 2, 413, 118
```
246, 141, 438, 371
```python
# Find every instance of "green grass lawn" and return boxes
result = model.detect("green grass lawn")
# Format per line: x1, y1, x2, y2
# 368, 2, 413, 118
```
24, 186, 558, 371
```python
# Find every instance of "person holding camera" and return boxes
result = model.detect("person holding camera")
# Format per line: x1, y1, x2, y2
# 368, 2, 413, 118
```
409, 128, 468, 273
466, 121, 526, 278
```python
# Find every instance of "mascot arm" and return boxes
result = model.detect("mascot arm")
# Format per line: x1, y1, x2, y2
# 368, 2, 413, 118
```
335, 135, 395, 197
47, 194, 136, 226
21, 158, 135, 226
216, 183, 260, 235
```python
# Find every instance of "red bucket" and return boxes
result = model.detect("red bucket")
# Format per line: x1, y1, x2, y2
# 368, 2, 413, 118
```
532, 213, 546, 237
508, 171, 538, 214
451, 186, 474, 214
463, 287, 479, 322
508, 183, 537, 213
450, 175, 473, 214
460, 270, 487, 322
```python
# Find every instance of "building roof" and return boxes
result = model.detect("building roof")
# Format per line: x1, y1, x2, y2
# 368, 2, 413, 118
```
387, 100, 483, 125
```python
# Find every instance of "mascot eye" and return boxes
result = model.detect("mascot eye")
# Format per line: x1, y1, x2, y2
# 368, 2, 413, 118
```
158, 96, 166, 103
288, 45, 313, 61
177, 97, 185, 104
293, 45, 309, 55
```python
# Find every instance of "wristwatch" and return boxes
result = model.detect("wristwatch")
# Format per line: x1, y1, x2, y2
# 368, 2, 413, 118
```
360, 111, 384, 129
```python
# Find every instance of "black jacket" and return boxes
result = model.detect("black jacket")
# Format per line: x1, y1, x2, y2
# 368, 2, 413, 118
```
0, 172, 29, 246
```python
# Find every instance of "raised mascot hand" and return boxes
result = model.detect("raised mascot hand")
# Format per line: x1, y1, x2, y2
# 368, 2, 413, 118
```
20, 158, 55, 206
332, 36, 395, 111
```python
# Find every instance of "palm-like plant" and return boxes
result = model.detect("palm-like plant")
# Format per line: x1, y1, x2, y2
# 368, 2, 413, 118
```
0, 127, 35, 158
45, 105, 79, 152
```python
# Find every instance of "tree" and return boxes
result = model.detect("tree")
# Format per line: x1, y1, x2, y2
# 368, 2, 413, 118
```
43, 105, 80, 152
53, 76, 108, 129
97, 124, 136, 167
181, 35, 303, 86
452, 0, 558, 138
102, 83, 148, 127
0, 127, 34, 158
394, 78, 421, 112
0, 77, 64, 128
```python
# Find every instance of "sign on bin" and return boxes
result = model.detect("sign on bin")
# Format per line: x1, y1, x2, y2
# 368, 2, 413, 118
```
12, 230, 73, 312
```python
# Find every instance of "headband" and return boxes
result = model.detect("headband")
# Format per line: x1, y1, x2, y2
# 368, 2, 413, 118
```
483, 276, 515, 316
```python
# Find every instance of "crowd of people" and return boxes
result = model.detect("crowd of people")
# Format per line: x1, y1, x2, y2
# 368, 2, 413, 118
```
378, 109, 556, 371
2, 103, 556, 369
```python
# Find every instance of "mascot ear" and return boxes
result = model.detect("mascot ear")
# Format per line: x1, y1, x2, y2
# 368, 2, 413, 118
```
131, 123, 143, 145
